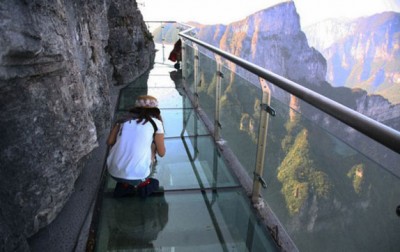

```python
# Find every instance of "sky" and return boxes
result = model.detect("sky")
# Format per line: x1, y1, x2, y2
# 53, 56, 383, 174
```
138, 0, 400, 27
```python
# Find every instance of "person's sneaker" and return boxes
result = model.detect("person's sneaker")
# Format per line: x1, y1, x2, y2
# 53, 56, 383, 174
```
137, 178, 159, 198
137, 178, 151, 188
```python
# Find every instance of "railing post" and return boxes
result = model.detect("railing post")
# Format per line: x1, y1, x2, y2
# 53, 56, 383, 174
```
252, 78, 275, 203
161, 22, 165, 63
193, 45, 199, 155
181, 40, 187, 81
214, 56, 223, 141
193, 44, 199, 108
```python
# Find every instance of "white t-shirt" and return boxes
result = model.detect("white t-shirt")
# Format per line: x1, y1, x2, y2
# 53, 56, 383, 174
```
107, 118, 164, 180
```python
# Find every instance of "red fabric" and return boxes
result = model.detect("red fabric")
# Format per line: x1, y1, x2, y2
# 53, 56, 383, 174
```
168, 39, 182, 62
168, 51, 177, 62
137, 178, 151, 188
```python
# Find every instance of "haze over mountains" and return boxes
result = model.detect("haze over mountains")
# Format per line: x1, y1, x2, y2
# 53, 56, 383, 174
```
304, 12, 400, 104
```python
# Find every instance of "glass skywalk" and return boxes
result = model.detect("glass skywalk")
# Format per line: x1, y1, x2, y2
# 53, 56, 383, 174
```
91, 51, 279, 251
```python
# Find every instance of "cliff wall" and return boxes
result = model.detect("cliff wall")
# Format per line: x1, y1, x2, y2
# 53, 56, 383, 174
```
0, 0, 154, 250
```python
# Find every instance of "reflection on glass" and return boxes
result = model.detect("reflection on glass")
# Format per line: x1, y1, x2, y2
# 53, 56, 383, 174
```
183, 44, 195, 93
96, 190, 277, 251
263, 98, 400, 251
183, 38, 400, 251
197, 51, 218, 120
96, 195, 169, 251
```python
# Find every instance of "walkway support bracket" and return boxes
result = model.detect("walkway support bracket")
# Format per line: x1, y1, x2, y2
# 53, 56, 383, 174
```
260, 104, 276, 116
254, 172, 267, 189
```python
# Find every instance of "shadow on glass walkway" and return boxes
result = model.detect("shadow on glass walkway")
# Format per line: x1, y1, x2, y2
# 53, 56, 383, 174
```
89, 55, 279, 251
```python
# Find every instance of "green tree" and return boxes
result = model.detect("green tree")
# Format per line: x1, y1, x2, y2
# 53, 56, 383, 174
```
278, 129, 332, 215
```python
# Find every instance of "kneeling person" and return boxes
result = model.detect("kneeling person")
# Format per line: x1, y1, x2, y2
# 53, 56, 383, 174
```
106, 95, 166, 197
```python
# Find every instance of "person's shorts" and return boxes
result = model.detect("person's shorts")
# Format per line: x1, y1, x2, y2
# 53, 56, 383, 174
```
110, 175, 146, 186
109, 163, 157, 187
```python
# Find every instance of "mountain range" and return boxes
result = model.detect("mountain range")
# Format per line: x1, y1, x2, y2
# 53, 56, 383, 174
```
304, 12, 400, 104
186, 3, 399, 129
154, 4, 400, 124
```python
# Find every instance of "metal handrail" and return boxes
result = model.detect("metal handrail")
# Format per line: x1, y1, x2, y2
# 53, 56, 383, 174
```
179, 30, 400, 154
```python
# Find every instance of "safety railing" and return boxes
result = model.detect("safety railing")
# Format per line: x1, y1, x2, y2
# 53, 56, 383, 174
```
147, 21, 400, 251
177, 25, 400, 252
179, 32, 400, 155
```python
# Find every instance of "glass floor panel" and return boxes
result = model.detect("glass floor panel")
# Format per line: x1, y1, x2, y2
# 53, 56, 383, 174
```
95, 190, 278, 252
146, 72, 180, 88
92, 47, 279, 251
147, 64, 176, 76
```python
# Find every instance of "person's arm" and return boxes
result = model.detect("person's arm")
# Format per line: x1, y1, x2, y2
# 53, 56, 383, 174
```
154, 133, 166, 157
106, 123, 121, 146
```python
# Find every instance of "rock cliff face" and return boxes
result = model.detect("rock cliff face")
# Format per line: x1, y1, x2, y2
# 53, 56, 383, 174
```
194, 1, 327, 103
0, 0, 154, 250
108, 0, 154, 84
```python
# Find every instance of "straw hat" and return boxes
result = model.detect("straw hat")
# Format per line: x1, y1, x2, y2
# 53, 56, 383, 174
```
134, 95, 159, 108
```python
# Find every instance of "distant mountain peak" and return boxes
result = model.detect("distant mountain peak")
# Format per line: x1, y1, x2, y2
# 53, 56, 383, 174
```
232, 1, 300, 35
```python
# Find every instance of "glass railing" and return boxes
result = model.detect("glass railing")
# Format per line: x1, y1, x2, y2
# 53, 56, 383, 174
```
145, 21, 400, 251
177, 24, 400, 252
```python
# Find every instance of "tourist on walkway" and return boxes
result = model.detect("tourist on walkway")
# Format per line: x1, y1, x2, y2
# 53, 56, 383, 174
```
106, 95, 166, 197
168, 39, 182, 69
